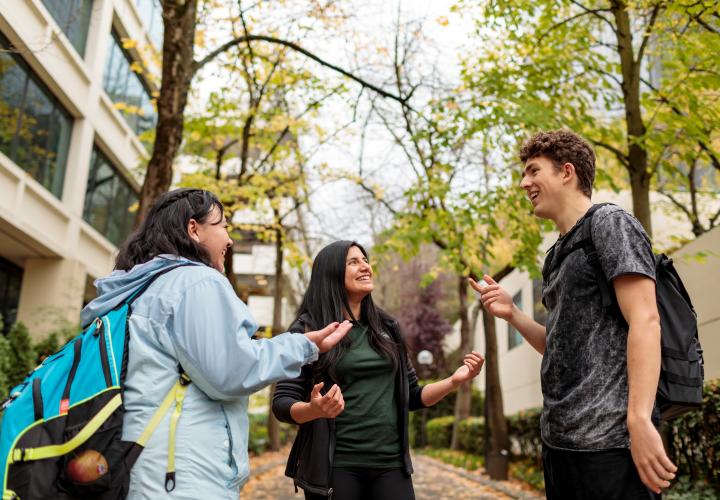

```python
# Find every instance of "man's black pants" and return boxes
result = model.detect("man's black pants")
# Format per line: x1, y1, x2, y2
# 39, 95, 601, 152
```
303, 466, 415, 500
543, 444, 661, 500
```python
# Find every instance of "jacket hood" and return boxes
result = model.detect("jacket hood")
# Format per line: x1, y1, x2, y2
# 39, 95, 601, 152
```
80, 255, 199, 327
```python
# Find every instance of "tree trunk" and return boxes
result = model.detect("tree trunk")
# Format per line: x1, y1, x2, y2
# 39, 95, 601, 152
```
267, 221, 284, 451
482, 308, 509, 480
611, 0, 652, 237
135, 0, 198, 226
450, 276, 472, 450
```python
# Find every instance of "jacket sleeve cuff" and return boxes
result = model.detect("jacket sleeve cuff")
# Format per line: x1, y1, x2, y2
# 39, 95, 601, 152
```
409, 385, 428, 411
273, 396, 300, 424
301, 335, 320, 364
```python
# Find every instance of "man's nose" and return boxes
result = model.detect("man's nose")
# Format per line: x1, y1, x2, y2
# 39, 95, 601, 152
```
520, 176, 530, 189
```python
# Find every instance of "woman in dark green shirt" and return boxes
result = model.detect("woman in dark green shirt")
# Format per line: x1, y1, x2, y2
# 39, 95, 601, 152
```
273, 241, 484, 499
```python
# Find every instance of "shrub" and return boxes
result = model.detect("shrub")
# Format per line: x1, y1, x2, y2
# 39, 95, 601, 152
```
6, 323, 35, 389
410, 380, 483, 447
507, 406, 542, 463
0, 322, 79, 397
247, 412, 296, 455
665, 476, 719, 500
426, 415, 455, 449
664, 380, 720, 488
456, 417, 484, 455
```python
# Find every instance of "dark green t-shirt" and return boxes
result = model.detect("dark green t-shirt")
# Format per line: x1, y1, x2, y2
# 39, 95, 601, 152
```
333, 324, 403, 468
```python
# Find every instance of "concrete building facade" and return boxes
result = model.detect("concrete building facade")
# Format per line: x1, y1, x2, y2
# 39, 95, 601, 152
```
0, 0, 161, 337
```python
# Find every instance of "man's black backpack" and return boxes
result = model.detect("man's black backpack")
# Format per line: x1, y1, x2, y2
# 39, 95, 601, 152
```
550, 203, 704, 420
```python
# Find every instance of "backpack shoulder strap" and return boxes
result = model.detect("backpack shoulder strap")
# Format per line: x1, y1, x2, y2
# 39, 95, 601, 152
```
543, 203, 611, 279
581, 204, 614, 308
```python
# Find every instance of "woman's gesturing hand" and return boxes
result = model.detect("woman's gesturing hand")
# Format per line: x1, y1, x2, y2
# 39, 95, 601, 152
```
450, 351, 485, 386
309, 382, 345, 419
305, 321, 352, 353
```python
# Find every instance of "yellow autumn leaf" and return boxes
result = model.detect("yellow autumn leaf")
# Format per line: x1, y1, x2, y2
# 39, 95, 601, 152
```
130, 61, 144, 74
121, 38, 138, 50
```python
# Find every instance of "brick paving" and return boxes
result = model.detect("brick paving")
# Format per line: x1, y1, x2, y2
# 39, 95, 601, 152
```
240, 452, 545, 499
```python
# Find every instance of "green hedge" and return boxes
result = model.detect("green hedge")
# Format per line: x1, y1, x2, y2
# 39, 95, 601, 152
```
421, 382, 720, 495
0, 322, 73, 397
425, 416, 485, 453
247, 413, 296, 455
410, 380, 483, 447
456, 417, 484, 455
426, 415, 455, 449
507, 407, 542, 462
664, 380, 720, 487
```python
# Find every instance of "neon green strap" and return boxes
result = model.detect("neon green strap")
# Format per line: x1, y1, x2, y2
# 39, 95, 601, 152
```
136, 381, 181, 447
3, 490, 18, 499
167, 382, 189, 474
9, 394, 122, 463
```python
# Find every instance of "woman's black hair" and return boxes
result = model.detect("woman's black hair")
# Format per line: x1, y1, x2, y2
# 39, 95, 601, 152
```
295, 240, 400, 381
115, 188, 224, 270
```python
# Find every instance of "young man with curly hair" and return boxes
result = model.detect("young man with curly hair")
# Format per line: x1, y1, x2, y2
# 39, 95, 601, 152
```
470, 130, 677, 499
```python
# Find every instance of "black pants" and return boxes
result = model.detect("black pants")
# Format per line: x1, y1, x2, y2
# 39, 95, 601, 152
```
304, 466, 415, 500
542, 444, 661, 500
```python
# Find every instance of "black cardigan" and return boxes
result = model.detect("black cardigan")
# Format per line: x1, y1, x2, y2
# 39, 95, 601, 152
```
272, 313, 427, 498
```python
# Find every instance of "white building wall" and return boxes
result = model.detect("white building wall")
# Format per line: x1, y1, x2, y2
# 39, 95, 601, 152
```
0, 0, 159, 336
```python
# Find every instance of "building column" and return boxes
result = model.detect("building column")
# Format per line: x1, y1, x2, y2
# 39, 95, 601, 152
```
16, 257, 86, 339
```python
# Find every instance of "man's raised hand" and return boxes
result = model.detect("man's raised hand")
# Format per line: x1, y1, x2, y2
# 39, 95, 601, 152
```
469, 275, 514, 321
305, 320, 352, 353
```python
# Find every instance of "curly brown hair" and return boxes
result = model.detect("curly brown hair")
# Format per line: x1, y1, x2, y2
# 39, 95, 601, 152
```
519, 130, 595, 197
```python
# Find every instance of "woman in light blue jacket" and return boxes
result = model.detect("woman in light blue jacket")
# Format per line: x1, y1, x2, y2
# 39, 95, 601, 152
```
80, 189, 350, 499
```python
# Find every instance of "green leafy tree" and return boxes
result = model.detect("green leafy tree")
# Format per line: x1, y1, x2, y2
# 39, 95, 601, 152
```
135, 0, 408, 224
349, 15, 545, 479
457, 0, 720, 238
179, 31, 347, 449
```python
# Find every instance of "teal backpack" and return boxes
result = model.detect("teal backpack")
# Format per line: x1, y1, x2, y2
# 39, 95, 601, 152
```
0, 264, 192, 499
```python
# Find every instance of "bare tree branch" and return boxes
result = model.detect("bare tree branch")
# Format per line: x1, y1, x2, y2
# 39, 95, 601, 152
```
589, 138, 629, 167
636, 3, 662, 65
570, 0, 617, 33
194, 34, 408, 105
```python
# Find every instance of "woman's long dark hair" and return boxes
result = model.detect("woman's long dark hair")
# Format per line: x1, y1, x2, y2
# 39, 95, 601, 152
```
296, 241, 400, 381
115, 189, 224, 270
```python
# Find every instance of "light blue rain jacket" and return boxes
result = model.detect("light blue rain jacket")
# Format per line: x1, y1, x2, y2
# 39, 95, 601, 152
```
80, 255, 318, 499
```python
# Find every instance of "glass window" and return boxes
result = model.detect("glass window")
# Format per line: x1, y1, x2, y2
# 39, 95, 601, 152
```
0, 257, 23, 335
83, 146, 139, 245
135, 0, 163, 49
508, 291, 524, 350
41, 0, 93, 56
0, 33, 73, 199
533, 278, 547, 326
102, 31, 157, 136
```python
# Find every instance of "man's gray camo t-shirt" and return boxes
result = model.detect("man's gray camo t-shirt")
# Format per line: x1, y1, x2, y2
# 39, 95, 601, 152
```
540, 204, 655, 451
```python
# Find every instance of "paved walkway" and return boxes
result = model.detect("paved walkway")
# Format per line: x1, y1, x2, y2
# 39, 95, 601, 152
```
241, 452, 544, 499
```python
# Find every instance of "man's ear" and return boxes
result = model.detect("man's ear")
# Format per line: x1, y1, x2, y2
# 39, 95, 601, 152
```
187, 218, 201, 242
560, 162, 576, 185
